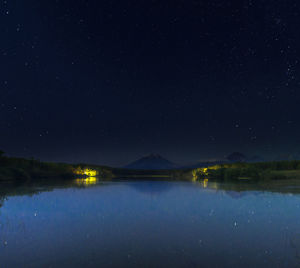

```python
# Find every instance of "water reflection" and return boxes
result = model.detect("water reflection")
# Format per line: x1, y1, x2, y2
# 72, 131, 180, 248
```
1, 178, 300, 205
202, 178, 209, 188
75, 177, 98, 186
193, 178, 300, 197
128, 181, 173, 196
1, 179, 300, 267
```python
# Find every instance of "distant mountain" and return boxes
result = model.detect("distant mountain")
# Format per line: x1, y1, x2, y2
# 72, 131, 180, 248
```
124, 154, 178, 170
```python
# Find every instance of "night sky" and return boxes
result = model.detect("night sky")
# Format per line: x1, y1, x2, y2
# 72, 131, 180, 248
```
1, 0, 300, 166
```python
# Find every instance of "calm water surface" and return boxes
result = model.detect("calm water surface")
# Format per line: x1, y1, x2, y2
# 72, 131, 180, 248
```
1, 179, 300, 267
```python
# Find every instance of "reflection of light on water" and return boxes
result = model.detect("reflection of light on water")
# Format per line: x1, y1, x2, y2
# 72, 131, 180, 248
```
75, 177, 98, 186
194, 179, 219, 190
209, 182, 219, 190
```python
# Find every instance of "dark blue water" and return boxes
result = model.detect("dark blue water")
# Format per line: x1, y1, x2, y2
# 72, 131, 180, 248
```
1, 179, 300, 267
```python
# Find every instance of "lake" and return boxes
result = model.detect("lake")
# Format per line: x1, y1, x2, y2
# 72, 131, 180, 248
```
1, 178, 300, 267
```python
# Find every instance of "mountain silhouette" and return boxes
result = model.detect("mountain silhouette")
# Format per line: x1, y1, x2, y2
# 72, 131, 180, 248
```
124, 154, 178, 170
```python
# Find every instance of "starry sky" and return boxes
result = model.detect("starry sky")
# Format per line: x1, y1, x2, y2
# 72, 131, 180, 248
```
1, 0, 300, 166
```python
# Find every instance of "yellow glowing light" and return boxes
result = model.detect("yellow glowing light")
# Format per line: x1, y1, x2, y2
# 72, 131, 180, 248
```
203, 178, 208, 188
74, 168, 98, 177
192, 165, 221, 180
75, 177, 98, 186
192, 170, 198, 181
83, 169, 97, 177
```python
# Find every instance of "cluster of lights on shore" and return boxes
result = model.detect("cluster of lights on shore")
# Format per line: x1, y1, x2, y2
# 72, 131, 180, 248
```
192, 165, 222, 188
74, 168, 98, 185
73, 166, 222, 187
192, 166, 220, 179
